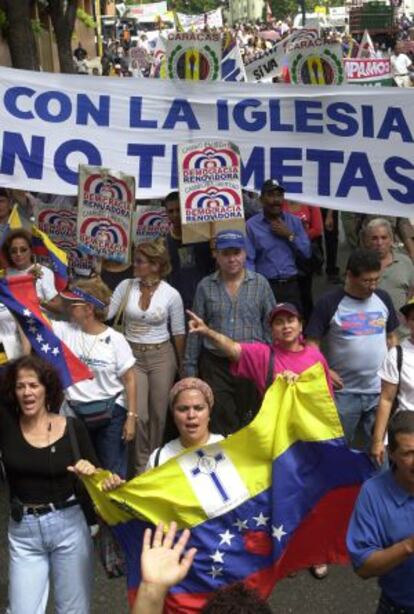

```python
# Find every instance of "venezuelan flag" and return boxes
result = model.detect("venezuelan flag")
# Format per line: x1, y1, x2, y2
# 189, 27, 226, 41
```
84, 364, 373, 612
8, 205, 68, 291
0, 274, 92, 388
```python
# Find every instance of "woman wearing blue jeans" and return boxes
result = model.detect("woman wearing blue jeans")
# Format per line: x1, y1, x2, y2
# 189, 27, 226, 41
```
54, 276, 137, 478
0, 355, 98, 613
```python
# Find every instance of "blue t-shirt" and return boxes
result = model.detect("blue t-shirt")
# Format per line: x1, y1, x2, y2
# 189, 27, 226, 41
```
347, 470, 414, 608
306, 288, 399, 394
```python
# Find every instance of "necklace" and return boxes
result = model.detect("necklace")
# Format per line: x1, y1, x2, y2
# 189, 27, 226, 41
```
79, 330, 100, 361
140, 278, 160, 288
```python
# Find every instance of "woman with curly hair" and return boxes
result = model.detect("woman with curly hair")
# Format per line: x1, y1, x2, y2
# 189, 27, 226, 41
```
0, 355, 98, 614
108, 239, 185, 473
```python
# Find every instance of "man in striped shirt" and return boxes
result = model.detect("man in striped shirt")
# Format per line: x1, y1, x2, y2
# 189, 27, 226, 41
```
184, 230, 275, 436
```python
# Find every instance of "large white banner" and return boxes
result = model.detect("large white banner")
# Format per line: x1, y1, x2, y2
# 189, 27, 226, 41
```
0, 67, 413, 216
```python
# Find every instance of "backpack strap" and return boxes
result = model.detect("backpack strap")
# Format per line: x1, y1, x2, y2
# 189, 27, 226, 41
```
154, 446, 163, 468
396, 344, 403, 378
265, 345, 276, 391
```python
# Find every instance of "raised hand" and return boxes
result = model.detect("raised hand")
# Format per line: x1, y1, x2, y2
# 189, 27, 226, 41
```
141, 522, 197, 588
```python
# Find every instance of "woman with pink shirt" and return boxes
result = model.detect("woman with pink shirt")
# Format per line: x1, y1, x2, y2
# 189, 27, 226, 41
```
187, 302, 333, 579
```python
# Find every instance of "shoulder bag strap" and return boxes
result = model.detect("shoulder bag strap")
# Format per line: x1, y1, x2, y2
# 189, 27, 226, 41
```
265, 345, 276, 392
113, 280, 134, 333
396, 344, 403, 393
154, 446, 163, 468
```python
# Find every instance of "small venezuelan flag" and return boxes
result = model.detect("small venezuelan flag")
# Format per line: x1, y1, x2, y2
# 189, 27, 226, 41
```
84, 364, 374, 612
0, 274, 92, 388
8, 205, 68, 292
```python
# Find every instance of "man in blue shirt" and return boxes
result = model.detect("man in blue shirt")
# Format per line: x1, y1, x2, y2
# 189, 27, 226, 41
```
347, 411, 414, 613
184, 229, 275, 436
246, 179, 311, 309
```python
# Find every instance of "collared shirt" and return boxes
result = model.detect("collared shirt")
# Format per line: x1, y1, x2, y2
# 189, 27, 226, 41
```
184, 269, 276, 376
347, 470, 414, 608
245, 211, 311, 280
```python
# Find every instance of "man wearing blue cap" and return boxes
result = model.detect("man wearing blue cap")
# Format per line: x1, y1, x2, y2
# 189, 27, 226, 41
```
246, 179, 311, 309
184, 229, 275, 435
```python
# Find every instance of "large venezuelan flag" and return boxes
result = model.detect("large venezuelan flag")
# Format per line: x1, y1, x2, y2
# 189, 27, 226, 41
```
84, 364, 374, 612
0, 274, 92, 388
7, 205, 68, 291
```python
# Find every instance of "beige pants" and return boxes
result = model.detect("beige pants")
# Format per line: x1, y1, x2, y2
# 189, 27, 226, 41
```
395, 74, 411, 88
131, 341, 177, 473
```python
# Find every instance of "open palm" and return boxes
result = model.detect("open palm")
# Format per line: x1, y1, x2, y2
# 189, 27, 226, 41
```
141, 522, 197, 587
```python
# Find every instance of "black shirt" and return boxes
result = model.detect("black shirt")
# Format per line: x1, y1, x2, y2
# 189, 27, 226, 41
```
166, 234, 215, 310
0, 410, 98, 504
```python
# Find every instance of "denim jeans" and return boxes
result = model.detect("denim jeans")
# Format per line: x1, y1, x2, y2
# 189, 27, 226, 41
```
7, 504, 93, 614
334, 391, 379, 450
88, 403, 127, 478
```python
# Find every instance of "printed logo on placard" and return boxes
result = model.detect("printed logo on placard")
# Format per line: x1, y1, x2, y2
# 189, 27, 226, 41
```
168, 45, 220, 80
79, 217, 128, 256
37, 209, 76, 239
182, 146, 239, 171
185, 186, 242, 210
291, 48, 344, 85
82, 174, 132, 214
136, 210, 170, 241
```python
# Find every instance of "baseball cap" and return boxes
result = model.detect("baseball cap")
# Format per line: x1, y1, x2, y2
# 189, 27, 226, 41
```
268, 302, 301, 324
400, 297, 414, 317
60, 287, 106, 310
215, 230, 246, 251
261, 179, 285, 195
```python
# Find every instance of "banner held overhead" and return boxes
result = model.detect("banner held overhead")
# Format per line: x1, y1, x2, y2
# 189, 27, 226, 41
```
0, 67, 413, 216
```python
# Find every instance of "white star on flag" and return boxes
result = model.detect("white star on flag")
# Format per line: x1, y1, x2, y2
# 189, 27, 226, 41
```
272, 524, 287, 541
28, 325, 37, 334
219, 530, 235, 546
253, 512, 269, 527
23, 309, 31, 317
52, 347, 60, 356
233, 518, 248, 532
209, 550, 225, 564
27, 318, 35, 325
41, 343, 51, 353
207, 566, 223, 579
36, 334, 44, 343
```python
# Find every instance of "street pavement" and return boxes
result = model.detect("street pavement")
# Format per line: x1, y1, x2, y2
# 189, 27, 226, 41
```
0, 238, 382, 613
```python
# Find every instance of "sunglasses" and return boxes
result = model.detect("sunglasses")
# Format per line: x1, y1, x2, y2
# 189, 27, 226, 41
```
10, 247, 30, 254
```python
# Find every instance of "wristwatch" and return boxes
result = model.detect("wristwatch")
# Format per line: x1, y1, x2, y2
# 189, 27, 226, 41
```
288, 233, 295, 242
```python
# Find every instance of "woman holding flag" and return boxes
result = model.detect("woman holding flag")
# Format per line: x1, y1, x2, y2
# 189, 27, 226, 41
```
2, 229, 62, 314
0, 355, 98, 614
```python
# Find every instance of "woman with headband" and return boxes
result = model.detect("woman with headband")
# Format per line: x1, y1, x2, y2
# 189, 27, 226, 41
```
53, 276, 137, 478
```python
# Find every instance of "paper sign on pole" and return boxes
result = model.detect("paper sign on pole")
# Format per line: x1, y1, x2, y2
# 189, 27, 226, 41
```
133, 206, 170, 244
77, 166, 134, 263
165, 32, 221, 80
344, 58, 393, 86
35, 202, 95, 275
178, 141, 245, 244
288, 42, 345, 85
